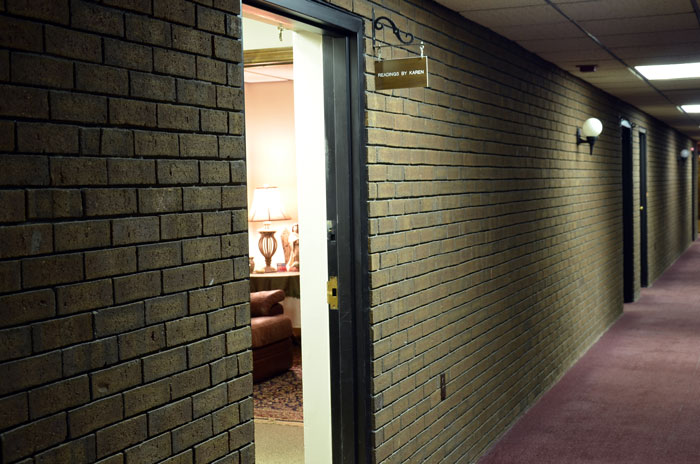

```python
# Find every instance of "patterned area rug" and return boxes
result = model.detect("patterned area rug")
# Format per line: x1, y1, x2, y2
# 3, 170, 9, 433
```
253, 344, 303, 422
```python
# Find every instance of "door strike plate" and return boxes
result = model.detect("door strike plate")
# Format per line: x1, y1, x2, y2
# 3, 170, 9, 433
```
327, 276, 338, 310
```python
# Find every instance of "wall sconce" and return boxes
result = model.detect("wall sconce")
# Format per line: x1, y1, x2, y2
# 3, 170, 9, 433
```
679, 148, 690, 161
576, 118, 603, 155
249, 185, 289, 273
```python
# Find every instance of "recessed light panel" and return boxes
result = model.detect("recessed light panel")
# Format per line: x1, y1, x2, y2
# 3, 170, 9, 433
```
680, 105, 700, 113
635, 62, 700, 80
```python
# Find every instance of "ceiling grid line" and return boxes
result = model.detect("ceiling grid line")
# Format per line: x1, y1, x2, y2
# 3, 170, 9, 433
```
438, 0, 700, 138
543, 0, 698, 126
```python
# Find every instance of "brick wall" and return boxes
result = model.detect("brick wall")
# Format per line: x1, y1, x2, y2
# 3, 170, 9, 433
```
339, 1, 696, 462
0, 1, 254, 463
1, 0, 696, 463
644, 127, 694, 285
614, 116, 693, 300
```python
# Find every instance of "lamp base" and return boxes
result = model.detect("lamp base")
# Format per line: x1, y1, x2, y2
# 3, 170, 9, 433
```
258, 230, 278, 273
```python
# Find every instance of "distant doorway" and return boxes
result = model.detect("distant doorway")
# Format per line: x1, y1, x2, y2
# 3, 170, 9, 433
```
639, 130, 648, 288
621, 119, 634, 302
695, 143, 698, 239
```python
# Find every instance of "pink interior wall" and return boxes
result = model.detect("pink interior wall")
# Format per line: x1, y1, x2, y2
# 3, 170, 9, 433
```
245, 80, 297, 269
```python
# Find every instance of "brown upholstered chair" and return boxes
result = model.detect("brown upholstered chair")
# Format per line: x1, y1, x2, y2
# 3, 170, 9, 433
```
250, 290, 294, 383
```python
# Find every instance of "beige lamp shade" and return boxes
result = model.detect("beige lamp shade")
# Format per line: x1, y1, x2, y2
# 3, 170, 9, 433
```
249, 186, 290, 223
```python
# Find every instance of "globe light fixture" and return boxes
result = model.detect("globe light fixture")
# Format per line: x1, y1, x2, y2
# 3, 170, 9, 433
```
576, 118, 603, 155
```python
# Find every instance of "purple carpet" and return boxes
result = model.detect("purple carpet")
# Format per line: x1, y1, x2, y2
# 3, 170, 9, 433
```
480, 240, 700, 464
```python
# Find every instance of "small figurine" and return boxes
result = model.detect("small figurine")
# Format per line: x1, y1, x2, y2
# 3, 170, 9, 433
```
287, 223, 299, 271
281, 228, 291, 264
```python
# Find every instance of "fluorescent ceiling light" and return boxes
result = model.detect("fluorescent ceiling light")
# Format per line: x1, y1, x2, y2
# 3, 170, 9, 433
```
680, 105, 700, 113
635, 62, 700, 80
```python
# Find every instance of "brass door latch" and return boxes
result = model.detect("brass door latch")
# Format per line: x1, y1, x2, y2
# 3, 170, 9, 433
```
327, 276, 338, 310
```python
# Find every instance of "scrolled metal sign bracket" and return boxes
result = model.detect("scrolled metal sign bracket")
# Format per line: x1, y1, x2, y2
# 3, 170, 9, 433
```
372, 9, 417, 59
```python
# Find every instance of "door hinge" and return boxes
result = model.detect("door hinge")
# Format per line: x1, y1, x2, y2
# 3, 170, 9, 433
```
327, 276, 338, 310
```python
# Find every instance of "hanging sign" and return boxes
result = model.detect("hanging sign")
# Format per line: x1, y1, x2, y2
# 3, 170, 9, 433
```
375, 57, 429, 90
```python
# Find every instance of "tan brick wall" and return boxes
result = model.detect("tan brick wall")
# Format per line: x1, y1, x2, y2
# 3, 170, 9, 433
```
644, 129, 695, 285
0, 1, 253, 463
620, 118, 694, 300
1, 1, 696, 463
326, 1, 696, 462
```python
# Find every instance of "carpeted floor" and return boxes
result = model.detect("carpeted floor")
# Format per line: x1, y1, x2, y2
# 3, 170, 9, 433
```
255, 419, 304, 464
253, 344, 303, 422
480, 240, 700, 464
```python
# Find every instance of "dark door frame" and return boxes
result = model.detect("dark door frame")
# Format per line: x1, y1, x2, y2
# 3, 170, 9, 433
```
621, 119, 635, 302
639, 129, 648, 287
322, 34, 371, 464
693, 143, 698, 239
242, 1, 370, 463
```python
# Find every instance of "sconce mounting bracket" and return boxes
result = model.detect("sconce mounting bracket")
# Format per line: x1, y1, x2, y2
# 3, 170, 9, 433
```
576, 129, 597, 155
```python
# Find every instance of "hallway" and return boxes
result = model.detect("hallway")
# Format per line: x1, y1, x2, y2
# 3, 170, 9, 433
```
480, 240, 700, 464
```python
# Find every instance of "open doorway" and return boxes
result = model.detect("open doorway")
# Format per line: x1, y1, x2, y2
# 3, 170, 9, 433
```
695, 143, 699, 239
243, 9, 325, 463
241, 3, 369, 463
621, 119, 634, 302
639, 129, 648, 288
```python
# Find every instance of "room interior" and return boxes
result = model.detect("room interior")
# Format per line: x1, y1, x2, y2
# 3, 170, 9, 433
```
243, 10, 332, 463
243, 12, 304, 460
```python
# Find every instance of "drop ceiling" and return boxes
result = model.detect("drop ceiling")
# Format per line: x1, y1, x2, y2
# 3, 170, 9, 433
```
244, 64, 293, 83
434, 0, 700, 140
242, 14, 295, 83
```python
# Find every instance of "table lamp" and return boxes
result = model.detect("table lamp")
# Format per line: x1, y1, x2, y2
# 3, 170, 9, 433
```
249, 185, 289, 272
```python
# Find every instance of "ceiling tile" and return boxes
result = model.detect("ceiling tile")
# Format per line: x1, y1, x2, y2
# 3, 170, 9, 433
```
613, 43, 700, 61
662, 89, 700, 103
444, 0, 543, 12
625, 53, 700, 67
519, 37, 600, 53
556, 59, 625, 72
556, 0, 692, 22
459, 5, 562, 27
244, 72, 285, 83
536, 48, 611, 63
244, 64, 294, 83
592, 80, 650, 92
582, 72, 645, 85
495, 21, 582, 40
599, 88, 657, 99
433, 0, 700, 139
257, 64, 294, 80
581, 13, 699, 36
653, 80, 700, 92
634, 104, 687, 117
600, 30, 700, 49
